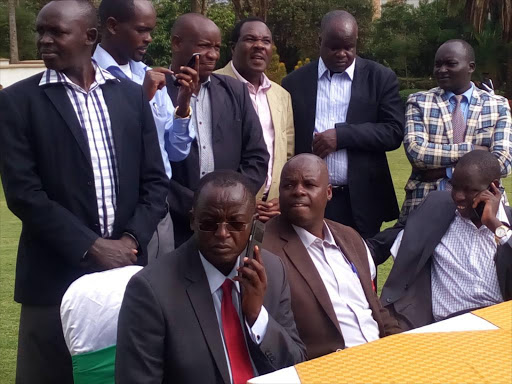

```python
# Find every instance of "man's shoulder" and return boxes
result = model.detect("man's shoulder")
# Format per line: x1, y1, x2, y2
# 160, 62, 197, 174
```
213, 63, 234, 78
408, 191, 455, 222
357, 57, 395, 77
268, 80, 291, 99
282, 61, 318, 86
1, 72, 45, 96
406, 88, 442, 104
473, 87, 511, 108
211, 73, 245, 91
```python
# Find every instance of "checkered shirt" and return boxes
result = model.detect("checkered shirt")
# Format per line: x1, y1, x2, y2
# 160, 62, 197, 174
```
39, 63, 119, 237
401, 86, 512, 220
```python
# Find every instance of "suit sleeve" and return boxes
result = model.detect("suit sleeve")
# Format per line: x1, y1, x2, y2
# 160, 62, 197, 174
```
258, 257, 307, 369
403, 94, 474, 169
285, 91, 295, 160
366, 222, 405, 266
239, 85, 270, 194
496, 235, 512, 301
0, 90, 99, 266
123, 90, 168, 252
489, 100, 512, 177
334, 69, 404, 152
116, 273, 165, 384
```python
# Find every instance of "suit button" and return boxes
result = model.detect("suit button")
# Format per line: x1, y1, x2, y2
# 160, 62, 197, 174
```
386, 298, 392, 303
87, 180, 93, 186
404, 284, 409, 290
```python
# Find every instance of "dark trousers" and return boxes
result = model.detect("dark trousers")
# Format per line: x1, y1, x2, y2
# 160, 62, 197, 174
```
16, 305, 73, 384
325, 186, 380, 239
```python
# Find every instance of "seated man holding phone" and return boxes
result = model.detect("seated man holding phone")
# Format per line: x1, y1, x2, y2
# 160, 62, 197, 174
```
381, 150, 512, 331
115, 170, 305, 384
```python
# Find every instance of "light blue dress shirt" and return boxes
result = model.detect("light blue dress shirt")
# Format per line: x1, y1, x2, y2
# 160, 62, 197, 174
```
315, 57, 355, 186
93, 44, 195, 179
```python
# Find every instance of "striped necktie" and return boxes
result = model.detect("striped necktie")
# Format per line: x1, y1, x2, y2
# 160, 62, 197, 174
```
452, 95, 466, 143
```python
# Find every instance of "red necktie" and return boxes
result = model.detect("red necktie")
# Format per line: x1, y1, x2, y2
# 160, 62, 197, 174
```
221, 279, 254, 384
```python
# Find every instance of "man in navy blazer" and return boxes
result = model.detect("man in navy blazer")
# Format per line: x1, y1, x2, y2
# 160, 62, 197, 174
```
165, 13, 269, 247
0, 1, 168, 382
282, 10, 404, 238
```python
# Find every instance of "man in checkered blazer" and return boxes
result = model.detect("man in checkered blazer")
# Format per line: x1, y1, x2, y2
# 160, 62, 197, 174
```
400, 39, 512, 220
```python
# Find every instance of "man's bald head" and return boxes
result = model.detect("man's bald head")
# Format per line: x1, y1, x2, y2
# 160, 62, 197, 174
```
434, 39, 475, 94
438, 39, 475, 62
51, 0, 98, 29
279, 154, 332, 233
318, 10, 358, 74
170, 13, 221, 82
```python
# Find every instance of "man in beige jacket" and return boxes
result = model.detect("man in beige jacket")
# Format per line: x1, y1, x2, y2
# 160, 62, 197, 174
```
216, 17, 294, 222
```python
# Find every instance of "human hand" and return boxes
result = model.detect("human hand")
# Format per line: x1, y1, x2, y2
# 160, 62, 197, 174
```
473, 182, 502, 231
86, 237, 137, 270
175, 55, 200, 117
312, 129, 337, 158
142, 67, 174, 100
235, 245, 267, 326
256, 198, 280, 223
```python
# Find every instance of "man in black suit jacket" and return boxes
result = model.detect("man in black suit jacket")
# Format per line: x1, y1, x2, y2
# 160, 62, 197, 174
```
0, 2, 168, 382
282, 10, 404, 238
165, 13, 269, 246
381, 151, 512, 331
116, 170, 306, 384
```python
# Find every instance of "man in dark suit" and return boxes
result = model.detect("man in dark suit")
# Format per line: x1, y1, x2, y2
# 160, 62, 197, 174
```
263, 154, 401, 360
0, 1, 168, 382
165, 13, 269, 247
116, 170, 306, 384
381, 151, 512, 331
282, 10, 404, 238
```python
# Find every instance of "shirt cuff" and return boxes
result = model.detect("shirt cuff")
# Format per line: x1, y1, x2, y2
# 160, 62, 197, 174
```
122, 232, 139, 248
174, 106, 192, 120
499, 230, 512, 245
245, 306, 268, 345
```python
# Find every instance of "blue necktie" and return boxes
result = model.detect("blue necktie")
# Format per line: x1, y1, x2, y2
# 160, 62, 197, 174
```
106, 66, 129, 80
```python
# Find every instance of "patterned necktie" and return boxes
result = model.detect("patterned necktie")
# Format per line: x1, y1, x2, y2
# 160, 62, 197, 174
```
221, 279, 254, 384
452, 95, 466, 144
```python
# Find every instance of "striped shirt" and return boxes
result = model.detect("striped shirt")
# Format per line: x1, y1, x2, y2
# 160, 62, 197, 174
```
315, 57, 355, 186
39, 63, 118, 237
192, 79, 215, 178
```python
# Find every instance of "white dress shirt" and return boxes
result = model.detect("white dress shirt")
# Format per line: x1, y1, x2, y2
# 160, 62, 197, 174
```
390, 204, 510, 321
193, 80, 215, 178
293, 222, 379, 347
199, 253, 268, 383
315, 57, 355, 186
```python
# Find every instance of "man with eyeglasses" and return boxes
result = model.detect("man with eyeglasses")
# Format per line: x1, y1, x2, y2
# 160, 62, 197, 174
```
116, 170, 306, 384
165, 13, 269, 248
216, 17, 294, 224
381, 150, 512, 331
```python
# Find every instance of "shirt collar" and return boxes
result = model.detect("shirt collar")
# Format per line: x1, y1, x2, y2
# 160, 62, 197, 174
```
199, 252, 241, 294
92, 44, 148, 79
292, 221, 338, 249
445, 82, 474, 104
39, 59, 117, 90
318, 57, 356, 81
230, 60, 271, 93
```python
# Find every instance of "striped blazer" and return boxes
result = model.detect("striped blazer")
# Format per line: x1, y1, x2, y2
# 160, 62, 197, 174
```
401, 86, 512, 219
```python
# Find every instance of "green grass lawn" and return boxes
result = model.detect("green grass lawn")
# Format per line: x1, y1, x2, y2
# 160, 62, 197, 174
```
1, 147, 510, 382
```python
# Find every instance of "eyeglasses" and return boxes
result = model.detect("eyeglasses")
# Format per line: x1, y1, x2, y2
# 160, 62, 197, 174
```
198, 221, 249, 232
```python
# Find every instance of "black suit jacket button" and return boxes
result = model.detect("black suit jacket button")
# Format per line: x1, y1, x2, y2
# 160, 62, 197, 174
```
386, 298, 392, 303
87, 180, 93, 186
404, 284, 409, 290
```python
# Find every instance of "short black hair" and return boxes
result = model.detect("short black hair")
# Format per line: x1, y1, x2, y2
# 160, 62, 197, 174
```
52, 0, 97, 29
99, 0, 136, 27
320, 10, 357, 34
456, 150, 501, 180
230, 17, 268, 45
192, 170, 256, 210
440, 39, 476, 62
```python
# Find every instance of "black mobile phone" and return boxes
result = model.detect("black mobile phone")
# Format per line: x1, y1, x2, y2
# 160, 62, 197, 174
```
473, 184, 494, 219
173, 53, 200, 87
244, 219, 265, 261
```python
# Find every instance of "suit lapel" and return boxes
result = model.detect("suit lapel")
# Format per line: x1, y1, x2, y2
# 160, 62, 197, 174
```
183, 239, 231, 384
101, 81, 123, 179
436, 89, 455, 143
43, 85, 92, 167
304, 62, 319, 141
209, 76, 228, 157
346, 58, 365, 123
279, 218, 342, 335
464, 88, 483, 141
266, 89, 284, 159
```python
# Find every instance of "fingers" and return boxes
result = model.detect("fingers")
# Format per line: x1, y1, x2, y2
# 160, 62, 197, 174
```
150, 67, 174, 76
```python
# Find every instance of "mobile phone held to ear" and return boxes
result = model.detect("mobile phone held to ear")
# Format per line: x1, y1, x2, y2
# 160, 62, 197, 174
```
473, 184, 495, 219
245, 219, 265, 261
173, 53, 200, 87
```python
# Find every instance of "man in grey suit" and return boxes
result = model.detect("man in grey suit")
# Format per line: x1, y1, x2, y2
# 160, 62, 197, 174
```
381, 151, 512, 331
116, 170, 306, 384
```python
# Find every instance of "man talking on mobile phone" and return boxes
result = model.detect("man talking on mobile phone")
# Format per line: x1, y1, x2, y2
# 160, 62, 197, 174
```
381, 150, 512, 331
116, 170, 305, 384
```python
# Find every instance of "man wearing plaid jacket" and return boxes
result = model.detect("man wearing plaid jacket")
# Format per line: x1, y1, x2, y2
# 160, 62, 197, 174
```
401, 39, 512, 220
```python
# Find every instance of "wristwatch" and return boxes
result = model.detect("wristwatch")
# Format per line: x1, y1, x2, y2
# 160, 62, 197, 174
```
494, 225, 511, 244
